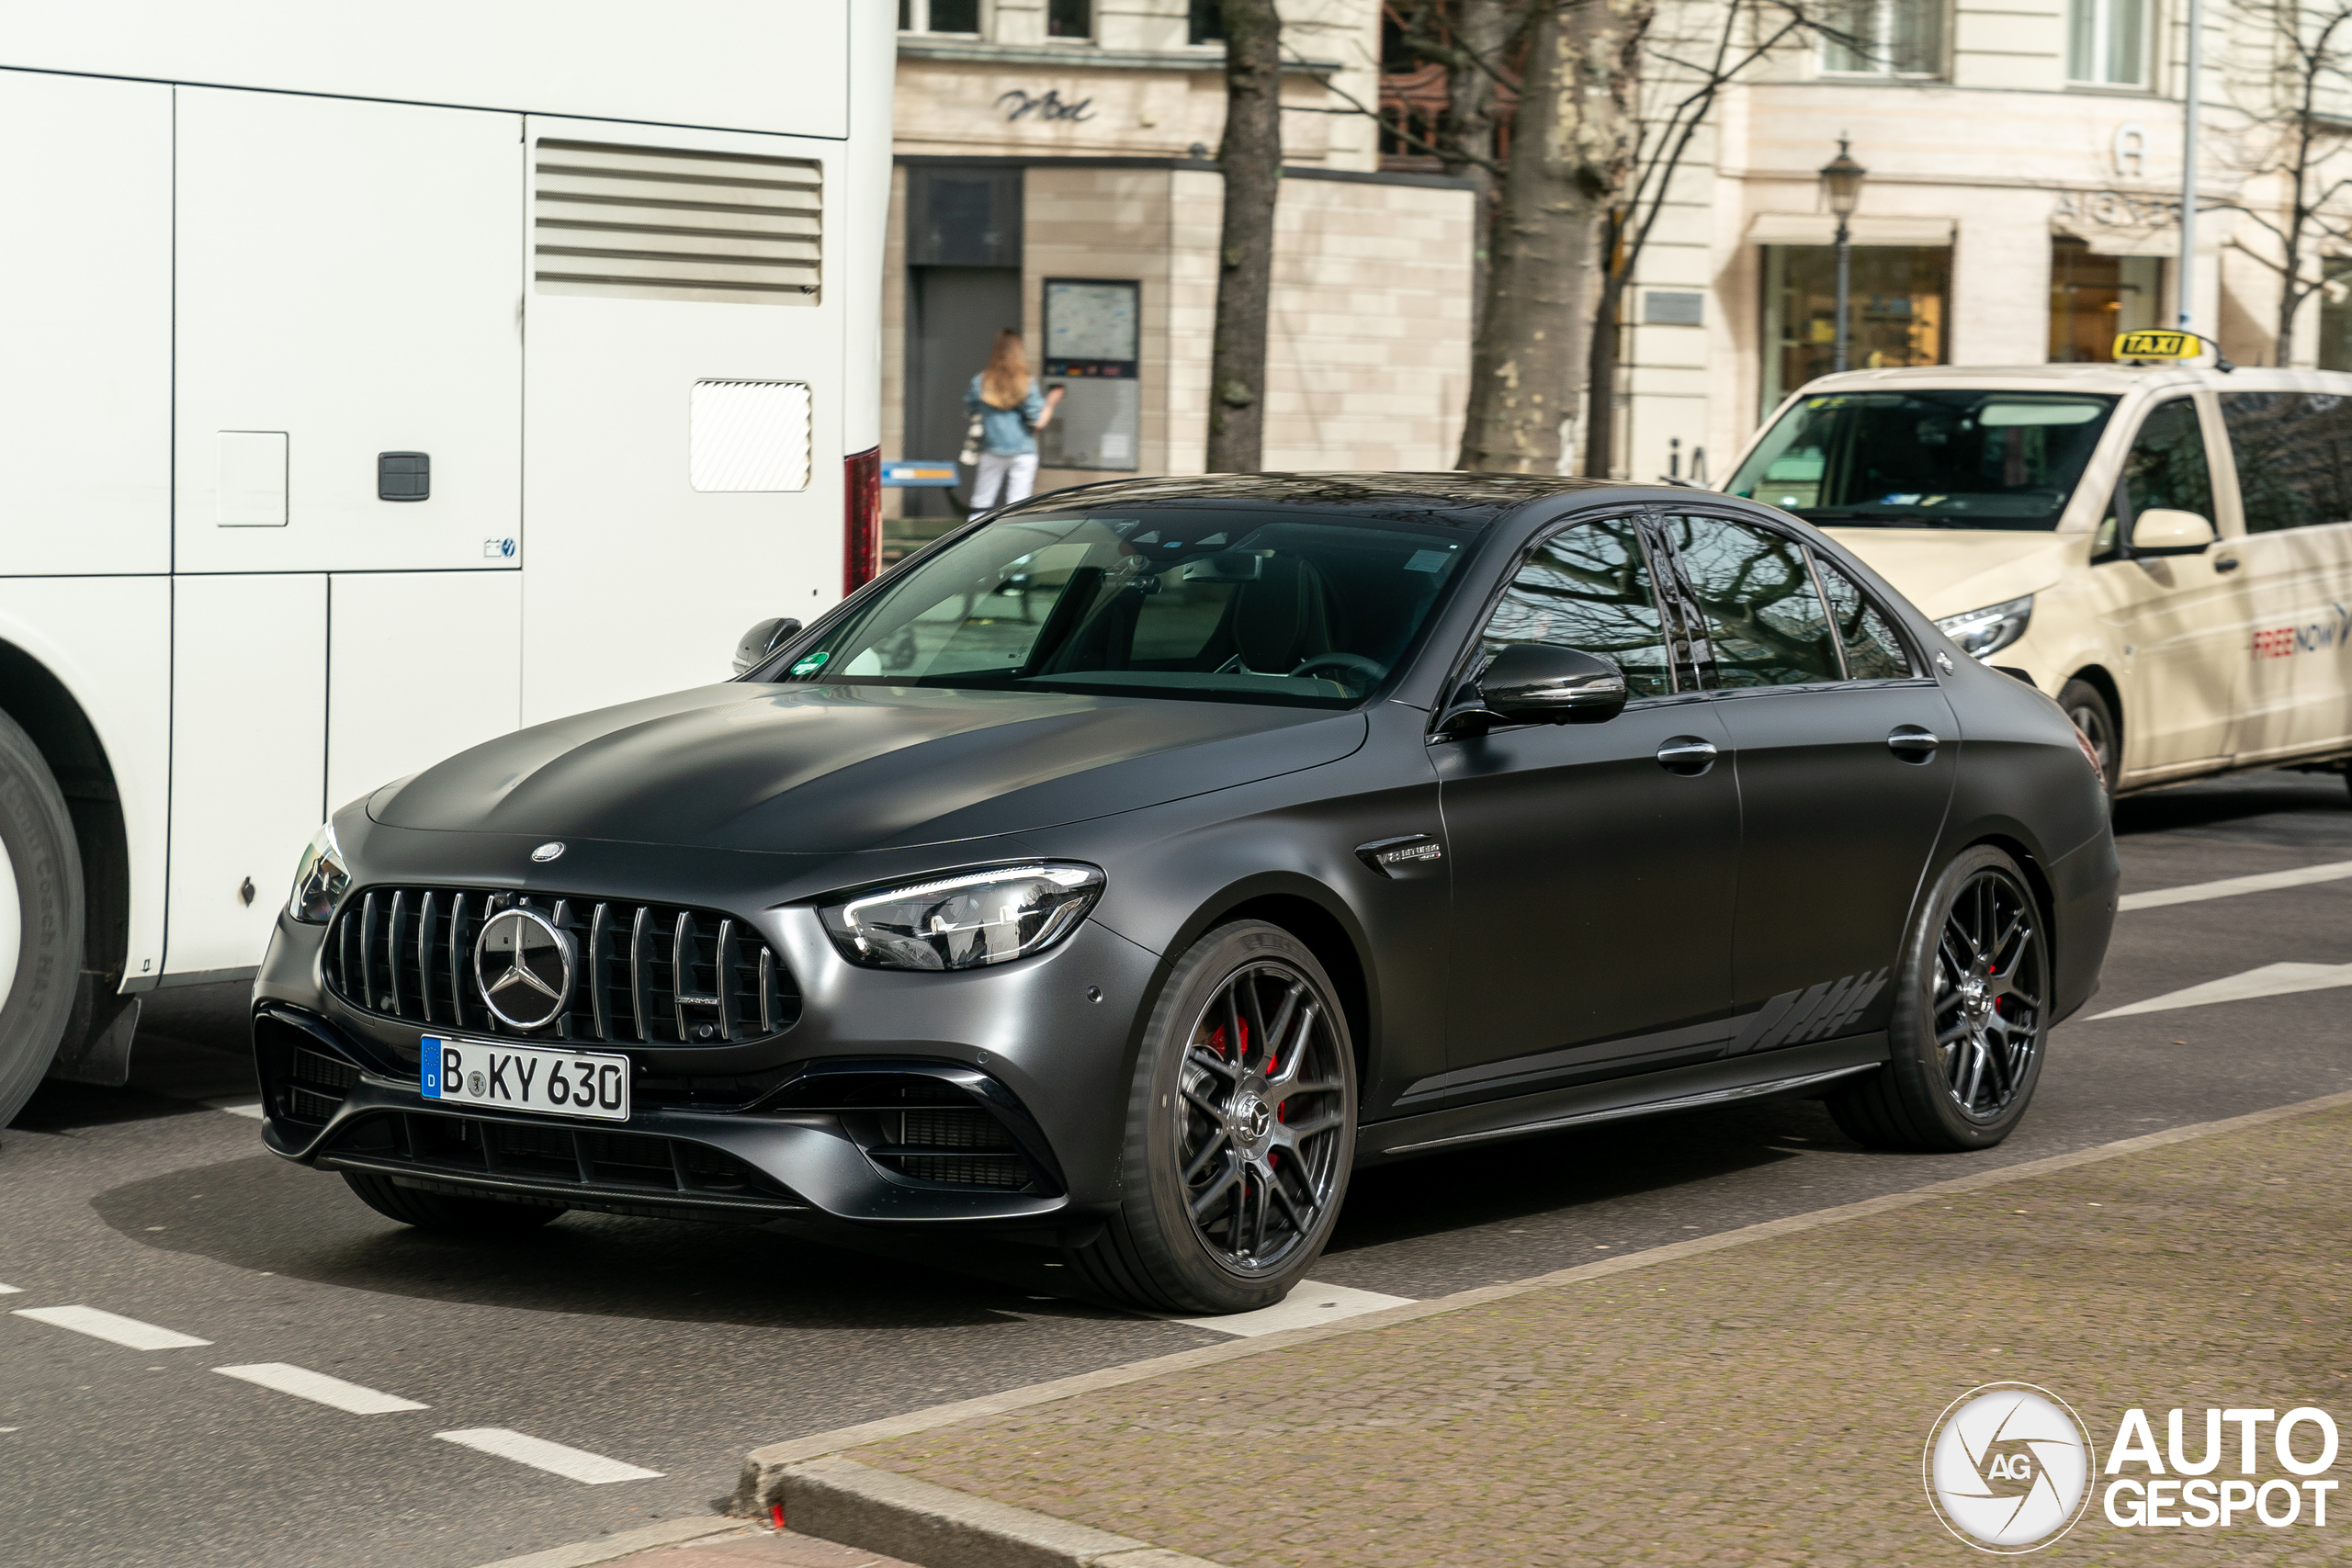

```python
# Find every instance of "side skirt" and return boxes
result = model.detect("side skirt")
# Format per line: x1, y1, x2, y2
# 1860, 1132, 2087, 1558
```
1354, 1033, 1887, 1165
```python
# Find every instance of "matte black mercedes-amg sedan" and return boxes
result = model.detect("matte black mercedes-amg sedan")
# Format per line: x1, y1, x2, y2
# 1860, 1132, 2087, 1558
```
254, 475, 2117, 1314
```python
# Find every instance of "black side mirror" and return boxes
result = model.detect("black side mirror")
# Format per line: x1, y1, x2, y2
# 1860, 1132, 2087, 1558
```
733, 616, 803, 678
1476, 643, 1629, 726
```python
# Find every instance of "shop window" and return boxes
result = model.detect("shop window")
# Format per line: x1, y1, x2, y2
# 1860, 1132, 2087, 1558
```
2322, 260, 2352, 370
899, 0, 982, 34
1758, 244, 1950, 413
1190, 0, 1224, 45
2067, 0, 2147, 85
2049, 238, 2160, 362
1047, 0, 1092, 39
1821, 0, 1946, 78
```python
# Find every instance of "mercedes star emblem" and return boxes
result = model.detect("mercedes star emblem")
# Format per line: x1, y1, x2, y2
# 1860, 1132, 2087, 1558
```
531, 841, 566, 863
473, 907, 576, 1031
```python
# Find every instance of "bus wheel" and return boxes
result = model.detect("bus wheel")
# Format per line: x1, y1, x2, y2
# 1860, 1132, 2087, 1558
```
0, 709, 85, 1128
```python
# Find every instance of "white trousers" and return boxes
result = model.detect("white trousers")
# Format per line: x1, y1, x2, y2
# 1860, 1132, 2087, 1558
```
969, 451, 1039, 512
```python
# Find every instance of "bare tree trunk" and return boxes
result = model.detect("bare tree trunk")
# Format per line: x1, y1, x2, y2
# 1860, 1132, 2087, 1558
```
1207, 0, 1283, 472
1457, 0, 1649, 474
1576, 2, 1656, 479
1436, 0, 1514, 310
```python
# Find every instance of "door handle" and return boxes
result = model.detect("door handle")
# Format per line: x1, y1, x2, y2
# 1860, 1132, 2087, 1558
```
1887, 725, 1940, 761
2213, 555, 2242, 574
1655, 736, 1718, 775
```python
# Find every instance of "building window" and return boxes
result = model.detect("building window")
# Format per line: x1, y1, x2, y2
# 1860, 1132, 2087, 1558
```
1821, 0, 1946, 78
899, 0, 982, 34
2050, 238, 2161, 361
1758, 244, 1951, 412
2321, 260, 2352, 370
1047, 0, 1092, 39
1190, 0, 1225, 45
2067, 0, 2147, 85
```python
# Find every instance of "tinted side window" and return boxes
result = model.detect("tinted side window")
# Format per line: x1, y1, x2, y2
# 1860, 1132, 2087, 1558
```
1478, 518, 1674, 698
1813, 556, 1915, 680
2219, 391, 2352, 533
1662, 515, 1843, 688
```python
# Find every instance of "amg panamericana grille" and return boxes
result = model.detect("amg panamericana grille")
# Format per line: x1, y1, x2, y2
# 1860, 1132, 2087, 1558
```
322, 887, 799, 1045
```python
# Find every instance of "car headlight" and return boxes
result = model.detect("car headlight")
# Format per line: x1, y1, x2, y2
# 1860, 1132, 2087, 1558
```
819, 863, 1105, 972
288, 822, 349, 923
1935, 594, 2034, 660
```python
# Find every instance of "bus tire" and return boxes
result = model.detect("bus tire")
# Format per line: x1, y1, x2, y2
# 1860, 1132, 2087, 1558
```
0, 708, 85, 1129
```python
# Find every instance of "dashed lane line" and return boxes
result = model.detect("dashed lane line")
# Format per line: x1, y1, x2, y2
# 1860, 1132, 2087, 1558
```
436, 1428, 662, 1484
215, 1362, 429, 1415
2119, 857, 2352, 911
12, 1305, 211, 1350
2088, 960, 2352, 1021
0, 1282, 20, 1294
1170, 1280, 1414, 1337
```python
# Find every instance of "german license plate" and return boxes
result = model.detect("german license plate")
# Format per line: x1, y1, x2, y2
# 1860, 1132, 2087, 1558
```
421, 1036, 630, 1122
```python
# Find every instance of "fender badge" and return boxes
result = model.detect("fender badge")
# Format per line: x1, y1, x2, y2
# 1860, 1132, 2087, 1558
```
530, 841, 566, 863
1356, 835, 1443, 879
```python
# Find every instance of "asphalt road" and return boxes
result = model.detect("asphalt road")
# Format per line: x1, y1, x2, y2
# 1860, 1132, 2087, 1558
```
6, 767, 2350, 1568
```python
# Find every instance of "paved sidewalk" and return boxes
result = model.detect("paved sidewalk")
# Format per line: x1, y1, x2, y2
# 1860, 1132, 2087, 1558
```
754, 1098, 2352, 1566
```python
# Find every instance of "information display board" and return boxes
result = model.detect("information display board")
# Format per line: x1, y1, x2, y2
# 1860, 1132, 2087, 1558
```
1040, 277, 1140, 470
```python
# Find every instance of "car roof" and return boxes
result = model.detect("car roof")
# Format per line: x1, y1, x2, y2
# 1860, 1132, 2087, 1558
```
999, 471, 1697, 531
1792, 363, 2352, 398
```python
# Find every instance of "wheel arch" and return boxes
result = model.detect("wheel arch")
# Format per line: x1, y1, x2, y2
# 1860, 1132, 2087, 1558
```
1159, 874, 1376, 1100
1954, 829, 2061, 980
0, 637, 131, 998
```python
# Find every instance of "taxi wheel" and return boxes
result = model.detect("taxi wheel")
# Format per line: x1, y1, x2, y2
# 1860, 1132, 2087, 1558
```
2058, 679, 2117, 801
341, 1171, 565, 1234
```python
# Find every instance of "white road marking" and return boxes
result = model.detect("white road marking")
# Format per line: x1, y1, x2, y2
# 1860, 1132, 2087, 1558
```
2120, 858, 2352, 912
0, 1283, 20, 1294
12, 1305, 211, 1350
435, 1428, 662, 1484
214, 1362, 428, 1415
203, 1099, 266, 1120
1171, 1280, 1414, 1337
2089, 961, 2352, 1021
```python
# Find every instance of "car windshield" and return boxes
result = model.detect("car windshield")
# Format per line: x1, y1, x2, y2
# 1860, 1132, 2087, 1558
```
1725, 389, 2120, 529
771, 509, 1476, 706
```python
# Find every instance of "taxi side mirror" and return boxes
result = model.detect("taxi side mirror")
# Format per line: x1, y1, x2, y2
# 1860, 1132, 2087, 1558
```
2129, 508, 2216, 557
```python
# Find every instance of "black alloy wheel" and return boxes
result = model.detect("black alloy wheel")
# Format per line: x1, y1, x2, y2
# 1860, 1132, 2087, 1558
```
2057, 678, 2117, 803
1071, 920, 1357, 1314
1829, 845, 2050, 1152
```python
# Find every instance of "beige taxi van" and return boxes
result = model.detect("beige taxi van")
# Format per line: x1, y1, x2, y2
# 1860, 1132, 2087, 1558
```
1726, 364, 2352, 798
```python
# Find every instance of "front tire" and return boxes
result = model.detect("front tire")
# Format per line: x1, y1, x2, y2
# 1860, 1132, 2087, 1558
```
1828, 845, 2050, 1152
0, 710, 84, 1129
2057, 678, 2117, 803
1069, 920, 1357, 1314
341, 1171, 566, 1235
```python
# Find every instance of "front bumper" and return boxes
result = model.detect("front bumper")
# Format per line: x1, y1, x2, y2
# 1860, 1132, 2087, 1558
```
254, 856, 1165, 1232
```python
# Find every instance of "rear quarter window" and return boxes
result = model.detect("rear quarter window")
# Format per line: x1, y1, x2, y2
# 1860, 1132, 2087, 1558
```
2218, 390, 2352, 533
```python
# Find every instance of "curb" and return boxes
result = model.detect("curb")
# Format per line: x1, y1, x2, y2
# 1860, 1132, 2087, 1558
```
775, 1457, 1229, 1568
469, 1516, 747, 1568
731, 1084, 2352, 1559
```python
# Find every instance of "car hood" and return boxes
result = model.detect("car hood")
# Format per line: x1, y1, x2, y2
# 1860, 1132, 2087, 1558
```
1821, 527, 2082, 621
369, 682, 1369, 853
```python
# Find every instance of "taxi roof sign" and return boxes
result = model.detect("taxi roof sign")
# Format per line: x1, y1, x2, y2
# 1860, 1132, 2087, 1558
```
2114, 330, 2197, 361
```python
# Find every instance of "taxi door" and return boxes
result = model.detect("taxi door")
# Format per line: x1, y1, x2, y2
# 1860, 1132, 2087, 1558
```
2085, 393, 2252, 780
2213, 389, 2352, 763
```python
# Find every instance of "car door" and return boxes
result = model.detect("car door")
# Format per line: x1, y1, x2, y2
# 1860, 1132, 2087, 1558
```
2084, 394, 2250, 776
2214, 389, 2352, 762
1657, 512, 1957, 1054
1430, 513, 1740, 1097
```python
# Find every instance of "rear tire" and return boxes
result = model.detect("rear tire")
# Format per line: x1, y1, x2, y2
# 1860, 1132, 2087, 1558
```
0, 709, 84, 1129
1828, 845, 2050, 1153
1068, 920, 1357, 1314
341, 1171, 566, 1235
2057, 678, 2117, 804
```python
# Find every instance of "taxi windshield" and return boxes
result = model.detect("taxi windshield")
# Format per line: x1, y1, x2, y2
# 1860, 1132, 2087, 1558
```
1726, 389, 2120, 529
770, 509, 1474, 706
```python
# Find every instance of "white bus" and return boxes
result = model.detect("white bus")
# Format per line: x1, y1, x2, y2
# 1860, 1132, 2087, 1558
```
0, 3, 893, 1122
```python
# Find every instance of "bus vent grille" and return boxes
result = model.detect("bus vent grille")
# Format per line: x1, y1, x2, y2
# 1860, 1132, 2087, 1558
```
532, 138, 820, 306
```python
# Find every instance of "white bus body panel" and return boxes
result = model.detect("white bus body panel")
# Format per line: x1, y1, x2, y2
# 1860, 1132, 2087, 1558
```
327, 572, 523, 814
518, 116, 844, 724
3, 1, 849, 141
167, 575, 326, 976
0, 71, 172, 578
0, 581, 172, 980
174, 88, 526, 575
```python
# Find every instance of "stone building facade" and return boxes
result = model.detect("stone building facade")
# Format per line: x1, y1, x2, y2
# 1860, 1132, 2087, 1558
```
883, 0, 1475, 551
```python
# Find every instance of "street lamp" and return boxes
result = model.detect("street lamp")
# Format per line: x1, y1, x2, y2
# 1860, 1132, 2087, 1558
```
1819, 138, 1868, 374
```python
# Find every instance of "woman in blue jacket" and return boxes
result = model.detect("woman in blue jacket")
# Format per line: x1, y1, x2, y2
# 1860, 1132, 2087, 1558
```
966, 329, 1063, 513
